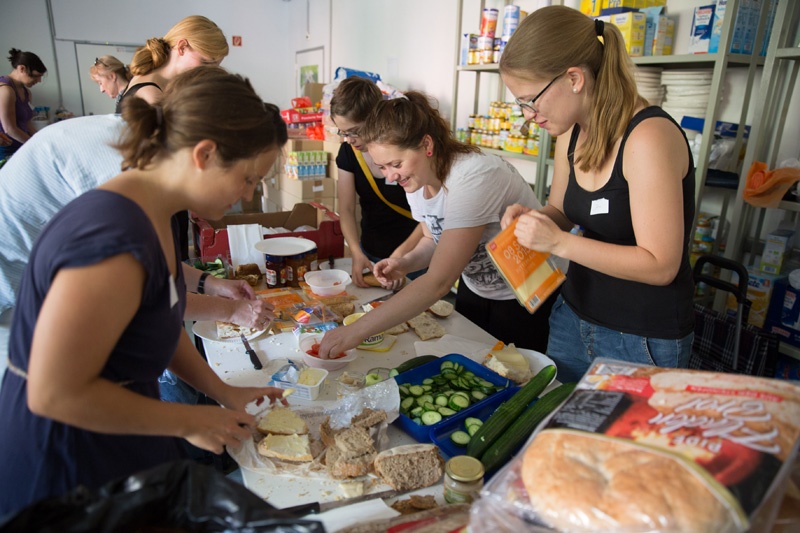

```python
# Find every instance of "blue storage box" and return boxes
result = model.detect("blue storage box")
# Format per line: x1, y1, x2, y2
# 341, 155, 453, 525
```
393, 353, 514, 443
428, 386, 518, 459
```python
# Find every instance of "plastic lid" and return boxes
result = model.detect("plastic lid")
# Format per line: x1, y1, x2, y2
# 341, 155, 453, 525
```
446, 455, 484, 482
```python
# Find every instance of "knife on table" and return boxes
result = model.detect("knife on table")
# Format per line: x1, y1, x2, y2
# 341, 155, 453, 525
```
281, 488, 409, 515
240, 333, 262, 370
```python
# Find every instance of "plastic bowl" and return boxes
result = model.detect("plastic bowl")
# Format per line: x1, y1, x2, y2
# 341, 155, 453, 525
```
304, 269, 352, 297
343, 312, 384, 347
298, 335, 357, 371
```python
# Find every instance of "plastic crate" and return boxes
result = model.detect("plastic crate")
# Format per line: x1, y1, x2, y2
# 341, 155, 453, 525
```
393, 353, 514, 443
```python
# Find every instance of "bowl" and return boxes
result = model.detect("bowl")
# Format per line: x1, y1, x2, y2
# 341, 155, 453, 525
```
342, 312, 385, 347
298, 334, 358, 371
304, 269, 352, 297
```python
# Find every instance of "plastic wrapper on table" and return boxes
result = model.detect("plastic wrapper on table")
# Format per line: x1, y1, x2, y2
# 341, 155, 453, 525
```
0, 459, 325, 532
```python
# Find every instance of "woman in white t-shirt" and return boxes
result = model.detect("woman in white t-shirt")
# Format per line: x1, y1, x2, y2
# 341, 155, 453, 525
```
318, 92, 557, 358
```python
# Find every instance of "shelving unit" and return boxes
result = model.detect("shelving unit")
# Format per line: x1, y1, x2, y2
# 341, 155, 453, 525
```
720, 0, 800, 359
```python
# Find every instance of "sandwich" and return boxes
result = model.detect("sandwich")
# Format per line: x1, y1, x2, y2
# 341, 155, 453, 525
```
256, 407, 309, 436
215, 321, 261, 339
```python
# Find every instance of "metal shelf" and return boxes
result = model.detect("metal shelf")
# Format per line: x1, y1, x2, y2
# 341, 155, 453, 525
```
479, 146, 553, 165
456, 64, 501, 72
633, 53, 764, 68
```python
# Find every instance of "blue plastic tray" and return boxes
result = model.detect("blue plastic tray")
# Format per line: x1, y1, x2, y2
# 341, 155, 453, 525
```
393, 353, 515, 443
428, 386, 519, 459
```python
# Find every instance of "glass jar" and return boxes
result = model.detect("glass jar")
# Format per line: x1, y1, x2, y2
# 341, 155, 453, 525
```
264, 254, 285, 288
444, 456, 484, 504
336, 371, 366, 399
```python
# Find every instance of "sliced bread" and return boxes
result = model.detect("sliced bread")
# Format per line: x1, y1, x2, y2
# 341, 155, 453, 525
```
373, 444, 444, 490
326, 426, 377, 479
351, 408, 388, 429
406, 313, 445, 341
385, 322, 410, 335
428, 300, 454, 318
257, 433, 313, 462
257, 407, 309, 435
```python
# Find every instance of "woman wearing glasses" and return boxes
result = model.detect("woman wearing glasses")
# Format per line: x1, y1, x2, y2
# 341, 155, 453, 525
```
318, 91, 556, 359
89, 55, 132, 108
0, 49, 47, 161
116, 15, 228, 114
499, 6, 695, 382
329, 76, 421, 288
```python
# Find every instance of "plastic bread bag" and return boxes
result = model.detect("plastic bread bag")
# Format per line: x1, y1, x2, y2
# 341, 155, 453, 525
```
470, 359, 800, 533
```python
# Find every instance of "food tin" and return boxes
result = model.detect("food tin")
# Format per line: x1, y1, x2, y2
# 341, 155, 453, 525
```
502, 4, 520, 39
264, 254, 286, 288
480, 7, 499, 38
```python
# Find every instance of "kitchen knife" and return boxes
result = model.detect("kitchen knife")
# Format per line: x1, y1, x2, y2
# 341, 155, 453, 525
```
240, 333, 263, 370
281, 488, 409, 516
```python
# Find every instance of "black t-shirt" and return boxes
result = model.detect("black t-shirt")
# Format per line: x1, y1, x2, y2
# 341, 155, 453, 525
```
336, 143, 418, 259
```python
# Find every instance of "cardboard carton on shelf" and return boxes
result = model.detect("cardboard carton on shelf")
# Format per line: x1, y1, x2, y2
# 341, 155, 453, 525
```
191, 202, 343, 261
279, 173, 336, 198
276, 189, 335, 215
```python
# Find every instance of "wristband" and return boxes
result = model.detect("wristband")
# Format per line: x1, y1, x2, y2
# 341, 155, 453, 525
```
197, 271, 211, 294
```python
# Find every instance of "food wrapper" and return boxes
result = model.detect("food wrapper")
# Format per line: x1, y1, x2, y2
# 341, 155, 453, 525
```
470, 359, 800, 533
227, 379, 400, 479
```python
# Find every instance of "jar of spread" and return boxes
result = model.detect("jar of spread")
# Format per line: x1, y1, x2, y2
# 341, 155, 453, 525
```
304, 247, 319, 277
264, 254, 285, 288
443, 455, 484, 504
285, 253, 305, 288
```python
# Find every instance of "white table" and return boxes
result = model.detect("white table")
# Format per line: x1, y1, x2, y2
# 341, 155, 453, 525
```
197, 279, 500, 510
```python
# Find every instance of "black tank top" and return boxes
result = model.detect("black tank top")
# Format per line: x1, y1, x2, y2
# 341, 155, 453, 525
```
561, 106, 695, 338
115, 82, 162, 114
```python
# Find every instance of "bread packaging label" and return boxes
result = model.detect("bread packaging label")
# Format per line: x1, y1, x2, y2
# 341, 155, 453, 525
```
515, 361, 800, 532
486, 218, 565, 314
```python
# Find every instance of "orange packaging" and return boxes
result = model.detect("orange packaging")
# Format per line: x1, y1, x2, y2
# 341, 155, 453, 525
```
486, 218, 566, 313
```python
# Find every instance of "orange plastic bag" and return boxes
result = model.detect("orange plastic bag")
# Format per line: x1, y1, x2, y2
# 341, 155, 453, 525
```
743, 161, 800, 208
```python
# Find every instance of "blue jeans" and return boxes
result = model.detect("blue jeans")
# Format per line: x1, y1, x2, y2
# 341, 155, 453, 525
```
158, 369, 200, 405
547, 295, 693, 383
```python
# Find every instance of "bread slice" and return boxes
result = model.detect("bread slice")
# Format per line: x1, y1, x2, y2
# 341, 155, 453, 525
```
406, 313, 445, 341
428, 300, 454, 318
215, 321, 260, 339
257, 407, 309, 436
234, 263, 262, 287
385, 322, 409, 335
319, 416, 343, 448
373, 444, 444, 490
351, 408, 388, 429
326, 445, 375, 478
257, 433, 312, 462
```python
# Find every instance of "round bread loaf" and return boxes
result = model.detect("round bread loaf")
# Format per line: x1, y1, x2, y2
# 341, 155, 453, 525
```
521, 430, 735, 533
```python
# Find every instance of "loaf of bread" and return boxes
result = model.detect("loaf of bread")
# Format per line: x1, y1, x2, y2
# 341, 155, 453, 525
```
521, 430, 734, 532
373, 444, 444, 490
428, 300, 454, 318
257, 407, 309, 436
257, 433, 313, 462
234, 263, 262, 287
363, 272, 405, 289
326, 426, 376, 479
406, 312, 445, 341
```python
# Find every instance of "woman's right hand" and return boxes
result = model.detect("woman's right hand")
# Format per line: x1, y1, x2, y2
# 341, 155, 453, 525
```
501, 204, 532, 229
183, 405, 256, 454
373, 257, 407, 287
350, 253, 375, 288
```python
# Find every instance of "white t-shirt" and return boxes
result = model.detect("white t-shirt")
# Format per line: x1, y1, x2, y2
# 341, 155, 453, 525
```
407, 152, 541, 300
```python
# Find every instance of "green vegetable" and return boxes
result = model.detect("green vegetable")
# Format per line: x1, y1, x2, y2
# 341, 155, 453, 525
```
391, 355, 439, 376
421, 411, 442, 425
451, 430, 471, 446
480, 382, 577, 473
466, 365, 556, 459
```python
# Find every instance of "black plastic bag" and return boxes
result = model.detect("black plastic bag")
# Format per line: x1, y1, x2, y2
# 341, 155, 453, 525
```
0, 459, 325, 533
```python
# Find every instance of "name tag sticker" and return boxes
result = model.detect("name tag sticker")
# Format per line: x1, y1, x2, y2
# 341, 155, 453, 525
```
590, 198, 609, 215
169, 275, 179, 308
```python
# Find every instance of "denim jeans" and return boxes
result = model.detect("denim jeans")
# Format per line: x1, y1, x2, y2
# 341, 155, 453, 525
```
158, 369, 200, 405
547, 295, 693, 383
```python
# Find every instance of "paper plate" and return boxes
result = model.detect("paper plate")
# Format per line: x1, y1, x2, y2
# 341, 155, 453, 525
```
192, 320, 267, 343
254, 237, 317, 257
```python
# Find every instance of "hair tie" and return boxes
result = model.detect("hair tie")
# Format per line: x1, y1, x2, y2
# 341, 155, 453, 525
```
595, 19, 604, 37
154, 105, 163, 127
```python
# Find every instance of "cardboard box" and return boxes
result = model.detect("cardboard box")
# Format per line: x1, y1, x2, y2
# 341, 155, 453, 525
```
726, 266, 787, 328
285, 139, 325, 152
277, 189, 335, 215
580, 0, 602, 17
761, 229, 794, 275
689, 4, 717, 54
279, 173, 336, 199
191, 202, 344, 261
598, 12, 647, 56
303, 82, 325, 106
662, 18, 675, 55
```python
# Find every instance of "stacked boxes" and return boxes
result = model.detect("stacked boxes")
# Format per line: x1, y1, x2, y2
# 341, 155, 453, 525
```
725, 267, 787, 328
263, 139, 336, 213
597, 12, 647, 56
285, 151, 328, 179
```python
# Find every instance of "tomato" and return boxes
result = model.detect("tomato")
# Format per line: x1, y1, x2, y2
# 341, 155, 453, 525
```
306, 342, 346, 359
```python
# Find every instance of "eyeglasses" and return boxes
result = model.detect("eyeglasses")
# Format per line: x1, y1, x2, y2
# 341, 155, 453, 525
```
336, 128, 360, 140
94, 57, 108, 67
514, 73, 564, 115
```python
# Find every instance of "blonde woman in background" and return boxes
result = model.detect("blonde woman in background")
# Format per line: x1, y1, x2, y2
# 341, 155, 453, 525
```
89, 55, 131, 108
116, 15, 228, 113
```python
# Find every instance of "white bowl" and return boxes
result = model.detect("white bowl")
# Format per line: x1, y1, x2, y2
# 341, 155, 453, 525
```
304, 269, 352, 297
298, 335, 357, 371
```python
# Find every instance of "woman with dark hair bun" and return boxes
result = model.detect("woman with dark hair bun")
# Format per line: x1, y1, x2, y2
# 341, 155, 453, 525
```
0, 48, 47, 160
0, 66, 288, 516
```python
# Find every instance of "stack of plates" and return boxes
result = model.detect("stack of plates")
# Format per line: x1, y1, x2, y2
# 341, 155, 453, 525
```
634, 66, 665, 107
660, 69, 715, 126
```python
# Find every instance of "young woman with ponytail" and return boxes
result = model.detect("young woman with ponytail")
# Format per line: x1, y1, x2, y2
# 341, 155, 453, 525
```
499, 6, 695, 382
317, 91, 557, 359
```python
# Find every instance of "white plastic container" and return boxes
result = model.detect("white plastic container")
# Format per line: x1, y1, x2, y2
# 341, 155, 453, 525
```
273, 366, 328, 401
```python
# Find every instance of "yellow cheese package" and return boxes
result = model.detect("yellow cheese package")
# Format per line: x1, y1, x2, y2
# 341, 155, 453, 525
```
486, 219, 566, 314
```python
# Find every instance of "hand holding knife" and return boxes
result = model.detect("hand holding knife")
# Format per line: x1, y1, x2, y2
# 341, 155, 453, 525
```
240, 333, 262, 370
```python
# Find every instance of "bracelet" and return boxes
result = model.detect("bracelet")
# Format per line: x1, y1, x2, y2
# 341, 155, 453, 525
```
197, 271, 211, 294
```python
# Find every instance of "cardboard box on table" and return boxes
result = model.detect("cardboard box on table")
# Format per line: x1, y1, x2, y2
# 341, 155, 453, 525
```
191, 202, 343, 261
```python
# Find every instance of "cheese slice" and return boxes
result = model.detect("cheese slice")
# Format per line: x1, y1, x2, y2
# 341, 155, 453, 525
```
485, 343, 533, 384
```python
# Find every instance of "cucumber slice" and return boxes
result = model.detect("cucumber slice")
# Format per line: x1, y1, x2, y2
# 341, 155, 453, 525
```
450, 430, 471, 446
471, 390, 487, 401
410, 406, 424, 418
408, 385, 425, 397
400, 397, 415, 411
421, 411, 443, 425
435, 394, 449, 407
422, 378, 434, 385
464, 417, 483, 428
467, 423, 482, 436
398, 385, 410, 397
423, 402, 438, 412
448, 394, 470, 411
437, 406, 457, 417
440, 361, 455, 371
412, 417, 423, 425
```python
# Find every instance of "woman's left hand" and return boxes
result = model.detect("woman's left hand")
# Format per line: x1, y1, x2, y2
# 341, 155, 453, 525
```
514, 210, 563, 253
206, 277, 256, 300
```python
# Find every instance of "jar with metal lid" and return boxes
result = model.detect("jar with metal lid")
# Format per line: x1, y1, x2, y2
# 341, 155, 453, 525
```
444, 455, 484, 504
264, 254, 285, 288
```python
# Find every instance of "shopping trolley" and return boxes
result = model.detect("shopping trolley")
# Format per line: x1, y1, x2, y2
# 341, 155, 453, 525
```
690, 255, 779, 376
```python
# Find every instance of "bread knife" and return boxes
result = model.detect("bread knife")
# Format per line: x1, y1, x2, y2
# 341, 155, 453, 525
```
239, 333, 262, 370
281, 487, 408, 515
